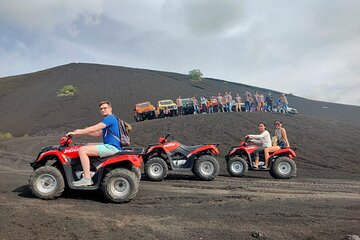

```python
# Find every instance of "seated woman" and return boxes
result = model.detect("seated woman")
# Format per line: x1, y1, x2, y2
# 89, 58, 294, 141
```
246, 122, 272, 169
264, 120, 290, 168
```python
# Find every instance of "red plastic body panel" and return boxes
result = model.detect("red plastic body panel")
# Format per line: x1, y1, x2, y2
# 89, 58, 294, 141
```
61, 145, 81, 158
188, 145, 219, 157
97, 155, 143, 169
270, 148, 297, 158
146, 141, 181, 155
229, 141, 296, 159
147, 145, 167, 155
229, 143, 257, 156
146, 140, 219, 159
36, 150, 70, 165
35, 144, 143, 169
163, 141, 182, 152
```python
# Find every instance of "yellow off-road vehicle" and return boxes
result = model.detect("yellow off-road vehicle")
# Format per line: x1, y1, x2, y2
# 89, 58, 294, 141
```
156, 99, 178, 118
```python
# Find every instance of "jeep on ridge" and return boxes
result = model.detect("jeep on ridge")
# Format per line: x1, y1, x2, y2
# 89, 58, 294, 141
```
134, 101, 156, 122
156, 100, 178, 118
181, 98, 195, 115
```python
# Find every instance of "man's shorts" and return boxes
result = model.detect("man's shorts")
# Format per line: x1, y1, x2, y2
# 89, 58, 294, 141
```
97, 144, 120, 158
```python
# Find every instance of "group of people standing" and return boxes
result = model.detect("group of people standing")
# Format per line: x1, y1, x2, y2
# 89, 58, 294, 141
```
176, 90, 290, 115
244, 90, 289, 113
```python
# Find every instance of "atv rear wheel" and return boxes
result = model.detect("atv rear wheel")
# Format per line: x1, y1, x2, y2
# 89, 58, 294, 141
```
270, 157, 296, 179
193, 155, 219, 181
102, 168, 139, 203
227, 156, 248, 177
29, 166, 65, 200
144, 157, 168, 181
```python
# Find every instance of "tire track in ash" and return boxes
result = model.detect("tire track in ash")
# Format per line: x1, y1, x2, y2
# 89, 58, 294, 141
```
0, 150, 33, 172
137, 176, 360, 207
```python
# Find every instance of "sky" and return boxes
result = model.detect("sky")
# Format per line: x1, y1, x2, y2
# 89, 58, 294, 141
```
0, 0, 359, 105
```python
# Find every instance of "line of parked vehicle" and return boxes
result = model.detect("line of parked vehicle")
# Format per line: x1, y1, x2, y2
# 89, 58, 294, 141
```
28, 133, 297, 203
134, 98, 297, 122
134, 98, 239, 122
134, 99, 180, 122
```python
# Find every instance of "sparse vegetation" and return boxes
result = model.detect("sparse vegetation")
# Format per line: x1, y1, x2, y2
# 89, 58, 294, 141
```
57, 85, 77, 97
0, 132, 13, 139
188, 69, 203, 83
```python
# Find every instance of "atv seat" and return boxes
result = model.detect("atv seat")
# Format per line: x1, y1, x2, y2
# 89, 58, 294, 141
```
180, 145, 204, 153
116, 147, 144, 155
68, 148, 144, 168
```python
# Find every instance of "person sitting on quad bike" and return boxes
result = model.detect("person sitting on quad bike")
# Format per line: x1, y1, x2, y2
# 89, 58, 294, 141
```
66, 100, 123, 186
246, 122, 271, 169
264, 120, 290, 168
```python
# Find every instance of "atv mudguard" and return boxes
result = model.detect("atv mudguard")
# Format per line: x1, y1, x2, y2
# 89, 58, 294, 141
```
270, 148, 297, 158
146, 145, 168, 155
31, 150, 69, 169
188, 145, 219, 157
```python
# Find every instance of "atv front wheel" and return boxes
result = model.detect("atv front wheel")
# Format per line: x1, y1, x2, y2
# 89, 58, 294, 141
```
132, 166, 142, 180
227, 156, 248, 177
270, 157, 296, 179
102, 168, 139, 203
144, 157, 168, 181
193, 155, 219, 181
29, 166, 65, 200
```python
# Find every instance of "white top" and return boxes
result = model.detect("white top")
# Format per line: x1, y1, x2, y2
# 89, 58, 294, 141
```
248, 130, 271, 147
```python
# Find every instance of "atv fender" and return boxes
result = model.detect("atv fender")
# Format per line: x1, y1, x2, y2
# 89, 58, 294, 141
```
228, 147, 243, 158
146, 146, 168, 158
97, 155, 143, 169
270, 148, 297, 159
188, 145, 219, 158
31, 150, 69, 168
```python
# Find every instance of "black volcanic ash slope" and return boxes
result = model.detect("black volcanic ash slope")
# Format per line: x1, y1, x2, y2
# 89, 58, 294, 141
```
0, 62, 359, 136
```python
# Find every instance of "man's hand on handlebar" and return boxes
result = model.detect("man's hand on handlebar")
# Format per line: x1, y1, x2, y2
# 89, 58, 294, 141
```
66, 132, 76, 138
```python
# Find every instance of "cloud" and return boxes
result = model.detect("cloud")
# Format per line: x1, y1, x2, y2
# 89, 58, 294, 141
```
0, 0, 104, 33
0, 0, 359, 105
162, 0, 244, 36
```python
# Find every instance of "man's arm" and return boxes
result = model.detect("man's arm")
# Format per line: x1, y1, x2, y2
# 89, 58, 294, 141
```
88, 129, 103, 137
67, 122, 106, 137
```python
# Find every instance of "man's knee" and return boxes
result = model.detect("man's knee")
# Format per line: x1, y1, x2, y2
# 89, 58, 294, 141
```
79, 146, 94, 155
78, 146, 87, 155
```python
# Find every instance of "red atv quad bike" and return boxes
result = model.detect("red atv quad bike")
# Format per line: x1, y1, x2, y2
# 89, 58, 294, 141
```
29, 136, 143, 203
143, 133, 220, 181
225, 137, 297, 179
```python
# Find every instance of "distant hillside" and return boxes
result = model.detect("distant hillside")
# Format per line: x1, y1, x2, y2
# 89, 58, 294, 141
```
0, 63, 359, 136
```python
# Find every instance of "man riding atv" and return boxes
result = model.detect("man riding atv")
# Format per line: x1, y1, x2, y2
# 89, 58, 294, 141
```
66, 100, 123, 186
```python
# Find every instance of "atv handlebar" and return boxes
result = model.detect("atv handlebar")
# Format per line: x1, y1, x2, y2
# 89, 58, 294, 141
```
159, 133, 171, 144
60, 135, 73, 147
164, 133, 171, 140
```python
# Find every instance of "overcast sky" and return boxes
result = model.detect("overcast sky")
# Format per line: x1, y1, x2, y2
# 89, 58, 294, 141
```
0, 0, 359, 105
